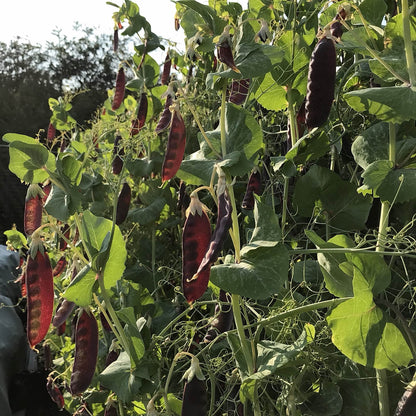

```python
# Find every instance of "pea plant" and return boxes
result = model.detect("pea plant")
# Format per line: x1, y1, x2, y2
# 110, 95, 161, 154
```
4, 0, 416, 415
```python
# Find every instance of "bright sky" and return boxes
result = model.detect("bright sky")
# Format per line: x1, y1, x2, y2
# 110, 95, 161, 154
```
0, 1, 246, 51
0, 1, 183, 48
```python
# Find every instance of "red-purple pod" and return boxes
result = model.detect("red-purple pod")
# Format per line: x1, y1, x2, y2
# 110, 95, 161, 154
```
100, 311, 112, 332
113, 29, 119, 52
330, 21, 343, 39
104, 402, 118, 416
216, 26, 240, 73
56, 321, 66, 336
26, 241, 54, 349
395, 385, 416, 416
105, 349, 119, 368
177, 180, 190, 216
192, 174, 232, 281
182, 193, 212, 304
59, 223, 70, 251
46, 376, 65, 410
203, 290, 233, 343
131, 92, 148, 136
241, 169, 262, 210
305, 33, 336, 129
112, 67, 126, 110
181, 358, 207, 416
156, 92, 174, 135
161, 101, 186, 182
52, 255, 67, 277
174, 11, 180, 31
161, 51, 172, 85
47, 123, 56, 142
24, 184, 43, 236
228, 78, 250, 105
112, 135, 124, 175
52, 299, 75, 328
115, 182, 131, 225
70, 308, 99, 396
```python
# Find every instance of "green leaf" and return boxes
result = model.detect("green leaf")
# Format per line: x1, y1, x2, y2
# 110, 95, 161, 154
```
286, 131, 331, 165
344, 86, 416, 123
249, 196, 282, 243
327, 283, 412, 370
254, 72, 287, 111
362, 161, 416, 203
346, 252, 391, 296
44, 183, 80, 222
361, 160, 392, 192
3, 229, 27, 249
99, 352, 146, 402
302, 382, 343, 416
227, 332, 250, 379
293, 165, 372, 230
254, 324, 314, 379
293, 259, 323, 283
177, 159, 217, 186
357, 0, 387, 26
63, 265, 96, 307
80, 211, 127, 291
305, 230, 354, 297
210, 243, 288, 299
128, 198, 167, 225
351, 122, 389, 169
177, 0, 226, 35
3, 133, 55, 183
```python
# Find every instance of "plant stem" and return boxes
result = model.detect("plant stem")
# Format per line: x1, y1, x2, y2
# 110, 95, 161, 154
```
402, 0, 416, 87
220, 85, 227, 157
375, 123, 396, 416
251, 297, 350, 329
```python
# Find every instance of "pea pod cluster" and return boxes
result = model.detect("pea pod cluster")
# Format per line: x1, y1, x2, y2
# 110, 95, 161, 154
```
192, 174, 233, 281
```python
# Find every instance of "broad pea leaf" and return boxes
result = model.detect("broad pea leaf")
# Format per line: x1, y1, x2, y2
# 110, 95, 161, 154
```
344, 86, 416, 123
293, 259, 323, 283
44, 183, 80, 222
327, 272, 412, 370
255, 324, 315, 379
305, 230, 354, 297
3, 133, 56, 183
227, 332, 250, 379
128, 198, 167, 225
362, 160, 416, 203
357, 0, 387, 26
254, 72, 287, 111
79, 210, 127, 291
286, 131, 331, 165
178, 0, 226, 35
210, 243, 288, 299
99, 352, 153, 402
351, 122, 389, 169
301, 382, 343, 416
293, 165, 372, 230
178, 103, 263, 183
63, 265, 96, 307
211, 198, 288, 299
